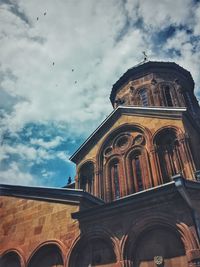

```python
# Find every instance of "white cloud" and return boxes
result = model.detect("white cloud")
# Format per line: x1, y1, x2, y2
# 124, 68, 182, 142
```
0, 143, 37, 161
30, 136, 63, 149
0, 143, 53, 164
0, 0, 147, 135
0, 162, 36, 185
193, 3, 200, 36
138, 0, 193, 30
163, 29, 200, 93
56, 151, 70, 163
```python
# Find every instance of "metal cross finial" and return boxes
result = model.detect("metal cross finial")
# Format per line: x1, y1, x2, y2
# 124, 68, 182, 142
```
142, 51, 148, 62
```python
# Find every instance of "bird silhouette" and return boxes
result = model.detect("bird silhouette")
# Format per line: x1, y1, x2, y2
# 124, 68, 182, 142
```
72, 69, 74, 72
36, 17, 39, 20
67, 176, 72, 184
52, 62, 55, 66
142, 51, 148, 61
44, 12, 47, 16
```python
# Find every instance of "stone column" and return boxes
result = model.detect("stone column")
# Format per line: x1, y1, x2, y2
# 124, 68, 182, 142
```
149, 147, 162, 186
178, 134, 195, 179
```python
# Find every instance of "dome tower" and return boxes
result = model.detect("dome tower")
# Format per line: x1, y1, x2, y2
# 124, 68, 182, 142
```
110, 62, 200, 124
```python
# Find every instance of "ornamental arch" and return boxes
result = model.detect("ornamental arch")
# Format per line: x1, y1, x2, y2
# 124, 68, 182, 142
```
154, 127, 182, 183
125, 145, 153, 194
133, 226, 187, 267
78, 160, 95, 194
0, 249, 25, 267
105, 156, 123, 201
27, 241, 65, 267
156, 81, 182, 107
123, 220, 188, 267
68, 232, 118, 267
153, 126, 195, 183
97, 123, 152, 156
97, 124, 153, 201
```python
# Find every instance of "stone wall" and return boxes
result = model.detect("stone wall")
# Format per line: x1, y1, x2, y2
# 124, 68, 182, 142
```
0, 196, 80, 265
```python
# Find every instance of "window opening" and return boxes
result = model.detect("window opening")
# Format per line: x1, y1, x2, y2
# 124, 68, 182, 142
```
113, 163, 120, 199
139, 88, 148, 106
79, 162, 94, 193
164, 86, 173, 106
135, 156, 143, 191
156, 130, 182, 183
131, 153, 144, 192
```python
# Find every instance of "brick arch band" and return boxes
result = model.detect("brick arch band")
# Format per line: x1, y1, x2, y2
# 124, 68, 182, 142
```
0, 248, 26, 267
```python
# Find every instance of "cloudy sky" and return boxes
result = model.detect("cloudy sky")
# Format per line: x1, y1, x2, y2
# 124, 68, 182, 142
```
0, 0, 200, 187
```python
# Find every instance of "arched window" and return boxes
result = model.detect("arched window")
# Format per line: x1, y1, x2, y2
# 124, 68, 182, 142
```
28, 244, 64, 267
0, 252, 21, 267
79, 162, 94, 193
109, 159, 120, 200
139, 88, 148, 106
130, 150, 144, 192
107, 159, 120, 200
155, 129, 182, 183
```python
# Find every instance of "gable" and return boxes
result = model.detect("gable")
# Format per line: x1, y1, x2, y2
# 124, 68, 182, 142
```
70, 106, 186, 165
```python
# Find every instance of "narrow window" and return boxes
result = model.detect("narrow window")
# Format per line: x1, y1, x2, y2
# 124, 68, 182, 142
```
139, 88, 148, 106
113, 163, 120, 199
164, 86, 173, 106
155, 129, 182, 184
110, 160, 120, 200
131, 153, 144, 192
79, 162, 94, 193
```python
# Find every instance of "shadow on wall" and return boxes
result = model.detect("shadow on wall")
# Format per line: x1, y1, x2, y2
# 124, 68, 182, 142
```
124, 226, 188, 267
68, 234, 117, 267
0, 251, 22, 267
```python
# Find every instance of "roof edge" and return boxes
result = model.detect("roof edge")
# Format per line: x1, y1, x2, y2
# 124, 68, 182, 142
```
0, 183, 104, 205
72, 181, 177, 219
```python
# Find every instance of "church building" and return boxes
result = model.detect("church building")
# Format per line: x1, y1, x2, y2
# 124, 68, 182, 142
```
1, 61, 200, 267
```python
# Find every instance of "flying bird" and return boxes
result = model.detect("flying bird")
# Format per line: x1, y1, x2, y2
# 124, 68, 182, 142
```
36, 17, 39, 20
44, 12, 47, 16
52, 62, 55, 66
72, 69, 74, 72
